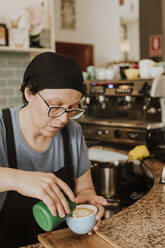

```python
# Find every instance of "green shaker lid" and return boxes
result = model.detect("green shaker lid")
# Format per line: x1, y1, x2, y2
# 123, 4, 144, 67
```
33, 199, 76, 232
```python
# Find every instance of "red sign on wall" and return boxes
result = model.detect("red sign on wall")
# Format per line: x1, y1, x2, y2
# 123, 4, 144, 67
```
149, 35, 162, 57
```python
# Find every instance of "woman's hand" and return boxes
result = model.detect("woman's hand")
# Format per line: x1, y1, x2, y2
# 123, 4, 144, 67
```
87, 195, 107, 235
76, 193, 107, 235
74, 169, 107, 235
13, 169, 75, 217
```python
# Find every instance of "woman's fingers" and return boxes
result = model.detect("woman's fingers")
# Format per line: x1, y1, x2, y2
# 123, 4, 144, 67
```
88, 230, 93, 235
96, 203, 105, 220
90, 196, 107, 206
93, 203, 104, 232
41, 192, 57, 216
50, 183, 71, 216
55, 176, 75, 202
85, 196, 106, 235
93, 217, 101, 232
15, 170, 75, 217
41, 174, 75, 217
88, 204, 103, 235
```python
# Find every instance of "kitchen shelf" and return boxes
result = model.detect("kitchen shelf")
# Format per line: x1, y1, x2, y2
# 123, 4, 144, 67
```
0, 46, 54, 53
0, 0, 55, 55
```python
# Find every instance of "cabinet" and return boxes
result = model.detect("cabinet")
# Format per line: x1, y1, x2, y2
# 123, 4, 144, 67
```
0, 0, 55, 55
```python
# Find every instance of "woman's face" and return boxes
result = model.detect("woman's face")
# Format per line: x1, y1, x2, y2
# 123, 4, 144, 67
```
26, 88, 82, 137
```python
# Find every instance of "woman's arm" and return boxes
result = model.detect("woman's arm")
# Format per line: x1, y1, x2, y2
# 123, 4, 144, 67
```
0, 167, 75, 217
0, 167, 18, 192
74, 168, 96, 202
74, 168, 107, 234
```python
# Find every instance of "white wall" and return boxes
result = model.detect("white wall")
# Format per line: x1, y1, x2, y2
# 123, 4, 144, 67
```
54, 0, 121, 67
119, 0, 140, 61
119, 0, 139, 22
127, 20, 140, 61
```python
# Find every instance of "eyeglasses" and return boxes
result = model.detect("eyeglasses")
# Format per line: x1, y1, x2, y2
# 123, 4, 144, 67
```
37, 92, 86, 120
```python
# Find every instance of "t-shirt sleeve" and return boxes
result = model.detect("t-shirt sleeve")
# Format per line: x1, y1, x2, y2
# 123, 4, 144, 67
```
77, 130, 90, 178
68, 121, 90, 178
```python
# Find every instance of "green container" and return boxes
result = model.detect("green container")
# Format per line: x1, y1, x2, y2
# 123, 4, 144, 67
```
33, 198, 76, 232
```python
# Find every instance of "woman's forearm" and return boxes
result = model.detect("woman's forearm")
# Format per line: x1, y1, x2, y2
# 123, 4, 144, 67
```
74, 169, 97, 204
0, 167, 18, 192
0, 167, 75, 216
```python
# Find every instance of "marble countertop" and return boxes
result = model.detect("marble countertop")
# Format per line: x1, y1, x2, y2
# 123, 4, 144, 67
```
22, 157, 165, 248
98, 158, 165, 248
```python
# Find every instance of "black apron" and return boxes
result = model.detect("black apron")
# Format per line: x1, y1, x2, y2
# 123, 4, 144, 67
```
0, 109, 74, 248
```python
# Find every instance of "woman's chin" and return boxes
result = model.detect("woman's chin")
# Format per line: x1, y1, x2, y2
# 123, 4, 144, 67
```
46, 127, 61, 136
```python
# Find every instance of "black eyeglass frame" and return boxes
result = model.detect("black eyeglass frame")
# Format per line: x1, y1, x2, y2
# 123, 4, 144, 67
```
37, 92, 86, 119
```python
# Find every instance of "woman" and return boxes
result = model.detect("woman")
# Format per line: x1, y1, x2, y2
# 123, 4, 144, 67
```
0, 52, 107, 247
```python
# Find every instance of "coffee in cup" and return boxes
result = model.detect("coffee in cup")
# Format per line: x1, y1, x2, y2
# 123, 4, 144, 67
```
71, 207, 94, 218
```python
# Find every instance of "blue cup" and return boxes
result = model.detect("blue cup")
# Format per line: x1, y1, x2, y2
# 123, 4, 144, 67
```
65, 204, 97, 234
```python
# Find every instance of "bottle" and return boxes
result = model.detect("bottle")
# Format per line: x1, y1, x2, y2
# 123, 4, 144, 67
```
33, 197, 76, 232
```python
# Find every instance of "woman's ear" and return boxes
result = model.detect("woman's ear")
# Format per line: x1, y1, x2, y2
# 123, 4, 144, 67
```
24, 87, 32, 103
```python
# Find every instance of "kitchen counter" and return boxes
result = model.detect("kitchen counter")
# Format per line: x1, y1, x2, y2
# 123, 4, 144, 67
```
98, 158, 165, 248
22, 158, 165, 248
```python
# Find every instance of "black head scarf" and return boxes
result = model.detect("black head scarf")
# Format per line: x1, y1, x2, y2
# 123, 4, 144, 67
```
23, 52, 84, 93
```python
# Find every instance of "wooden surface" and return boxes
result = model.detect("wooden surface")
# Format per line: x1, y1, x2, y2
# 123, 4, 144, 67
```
20, 244, 44, 248
38, 228, 119, 248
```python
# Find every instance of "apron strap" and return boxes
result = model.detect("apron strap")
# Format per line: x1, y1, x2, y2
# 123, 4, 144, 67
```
61, 125, 72, 167
2, 108, 17, 169
61, 124, 74, 190
1, 108, 73, 180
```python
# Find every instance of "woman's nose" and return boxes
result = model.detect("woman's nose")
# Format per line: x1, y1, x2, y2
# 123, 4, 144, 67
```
57, 112, 69, 124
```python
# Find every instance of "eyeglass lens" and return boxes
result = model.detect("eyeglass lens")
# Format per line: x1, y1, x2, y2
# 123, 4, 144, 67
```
48, 107, 85, 119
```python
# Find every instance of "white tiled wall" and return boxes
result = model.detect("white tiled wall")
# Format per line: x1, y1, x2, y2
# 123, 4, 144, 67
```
0, 29, 51, 109
0, 52, 29, 109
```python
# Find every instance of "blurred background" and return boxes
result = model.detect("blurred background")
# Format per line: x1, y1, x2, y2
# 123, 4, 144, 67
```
0, 0, 164, 108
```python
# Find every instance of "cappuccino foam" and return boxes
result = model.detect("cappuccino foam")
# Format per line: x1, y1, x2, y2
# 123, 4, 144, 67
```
71, 207, 94, 218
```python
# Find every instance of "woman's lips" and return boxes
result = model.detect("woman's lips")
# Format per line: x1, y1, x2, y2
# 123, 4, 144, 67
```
49, 126, 62, 131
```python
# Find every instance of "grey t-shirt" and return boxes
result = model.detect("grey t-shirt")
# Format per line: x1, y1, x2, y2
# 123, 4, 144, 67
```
0, 106, 90, 210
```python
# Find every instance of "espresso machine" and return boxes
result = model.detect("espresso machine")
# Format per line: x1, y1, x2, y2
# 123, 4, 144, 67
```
80, 76, 165, 149
79, 76, 165, 218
